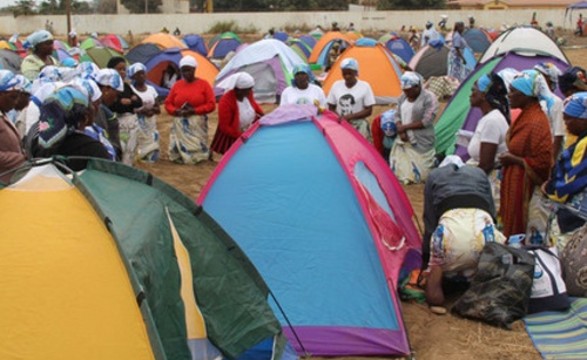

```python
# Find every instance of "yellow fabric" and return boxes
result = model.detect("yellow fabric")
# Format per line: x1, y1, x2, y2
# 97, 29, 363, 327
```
0, 180, 154, 359
167, 209, 207, 340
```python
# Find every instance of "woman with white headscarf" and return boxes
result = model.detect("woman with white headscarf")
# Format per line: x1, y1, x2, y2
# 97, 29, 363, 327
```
210, 72, 264, 156
129, 63, 161, 162
164, 55, 215, 164
21, 30, 58, 81
389, 71, 439, 184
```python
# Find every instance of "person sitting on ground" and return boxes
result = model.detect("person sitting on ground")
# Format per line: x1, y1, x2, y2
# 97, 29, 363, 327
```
423, 156, 505, 308
21, 30, 57, 81
35, 86, 110, 171
331, 22, 341, 32
173, 27, 181, 36
280, 64, 326, 109
264, 28, 275, 39
389, 71, 438, 184
210, 72, 264, 156
325, 41, 342, 72
162, 63, 179, 89
327, 58, 375, 141
347, 22, 355, 32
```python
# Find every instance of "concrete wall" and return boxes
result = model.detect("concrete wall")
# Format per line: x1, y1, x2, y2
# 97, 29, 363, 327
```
0, 8, 571, 36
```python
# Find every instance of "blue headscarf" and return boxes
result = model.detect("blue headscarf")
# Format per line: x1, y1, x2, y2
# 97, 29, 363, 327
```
0, 70, 19, 92
564, 92, 587, 119
77, 62, 100, 80
400, 71, 421, 89
380, 109, 397, 137
511, 69, 555, 111
25, 30, 53, 49
38, 86, 90, 149
340, 58, 359, 73
291, 64, 316, 88
476, 72, 510, 123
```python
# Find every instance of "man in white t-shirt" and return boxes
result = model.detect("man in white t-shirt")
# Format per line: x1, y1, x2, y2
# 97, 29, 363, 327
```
280, 64, 326, 110
327, 58, 376, 141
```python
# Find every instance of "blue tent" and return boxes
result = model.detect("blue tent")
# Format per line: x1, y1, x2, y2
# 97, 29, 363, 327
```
209, 38, 241, 59
126, 43, 162, 65
299, 35, 316, 49
463, 28, 492, 54
198, 106, 420, 357
273, 31, 289, 42
384, 37, 415, 63
183, 34, 207, 56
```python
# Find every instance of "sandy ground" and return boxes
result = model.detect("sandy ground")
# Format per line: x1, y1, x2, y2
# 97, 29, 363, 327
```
131, 45, 587, 360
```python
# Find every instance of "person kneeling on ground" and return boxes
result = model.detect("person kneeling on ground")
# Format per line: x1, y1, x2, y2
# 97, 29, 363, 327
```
423, 156, 505, 308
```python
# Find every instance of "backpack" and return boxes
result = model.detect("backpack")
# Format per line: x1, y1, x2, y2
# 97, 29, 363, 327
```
526, 246, 570, 314
452, 242, 535, 328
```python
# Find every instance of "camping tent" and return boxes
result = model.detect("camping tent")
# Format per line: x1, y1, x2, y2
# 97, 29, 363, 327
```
80, 37, 103, 51
463, 28, 492, 54
100, 34, 129, 54
273, 31, 289, 42
208, 32, 242, 59
143, 48, 218, 97
0, 159, 296, 360
126, 43, 162, 65
142, 33, 186, 50
479, 26, 568, 64
434, 51, 569, 158
409, 42, 476, 79
198, 105, 421, 357
0, 49, 23, 73
308, 31, 353, 65
298, 35, 316, 49
566, 1, 587, 26
381, 36, 415, 63
183, 34, 208, 56
85, 47, 123, 68
322, 39, 403, 105
288, 38, 312, 60
214, 39, 305, 103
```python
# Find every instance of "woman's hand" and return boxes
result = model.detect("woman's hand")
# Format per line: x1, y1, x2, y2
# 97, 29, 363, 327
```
499, 152, 523, 167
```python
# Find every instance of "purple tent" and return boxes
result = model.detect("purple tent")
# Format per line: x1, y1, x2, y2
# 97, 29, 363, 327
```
183, 34, 208, 56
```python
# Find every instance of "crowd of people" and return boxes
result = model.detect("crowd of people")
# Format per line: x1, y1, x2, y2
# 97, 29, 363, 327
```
2, 23, 587, 315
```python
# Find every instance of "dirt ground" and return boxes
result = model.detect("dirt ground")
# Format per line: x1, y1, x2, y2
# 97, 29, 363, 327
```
132, 44, 587, 359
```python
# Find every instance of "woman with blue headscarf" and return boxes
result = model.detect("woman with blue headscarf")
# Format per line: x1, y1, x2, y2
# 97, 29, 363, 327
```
21, 30, 58, 81
34, 86, 110, 171
129, 63, 161, 162
544, 93, 587, 296
500, 70, 553, 239
280, 64, 326, 109
0, 70, 25, 182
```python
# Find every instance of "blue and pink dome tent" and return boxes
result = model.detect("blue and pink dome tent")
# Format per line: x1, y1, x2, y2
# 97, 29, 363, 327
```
198, 105, 420, 357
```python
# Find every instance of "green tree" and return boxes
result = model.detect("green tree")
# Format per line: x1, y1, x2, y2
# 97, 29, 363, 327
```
12, 0, 36, 16
377, 0, 445, 10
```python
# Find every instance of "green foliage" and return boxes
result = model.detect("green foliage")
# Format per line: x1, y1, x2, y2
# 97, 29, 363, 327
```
206, 20, 258, 34
11, 0, 36, 17
377, 0, 445, 10
119, 0, 161, 13
94, 0, 117, 14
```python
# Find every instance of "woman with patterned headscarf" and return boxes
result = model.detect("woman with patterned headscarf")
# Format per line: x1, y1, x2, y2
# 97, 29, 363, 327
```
447, 21, 470, 82
280, 64, 326, 109
35, 86, 110, 171
21, 30, 58, 81
499, 70, 553, 238
468, 72, 510, 212
0, 70, 26, 182
389, 71, 438, 184
534, 62, 565, 161
128, 63, 161, 163
210, 72, 264, 156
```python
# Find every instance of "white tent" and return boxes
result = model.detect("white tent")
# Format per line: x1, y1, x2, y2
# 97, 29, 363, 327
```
479, 26, 569, 64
